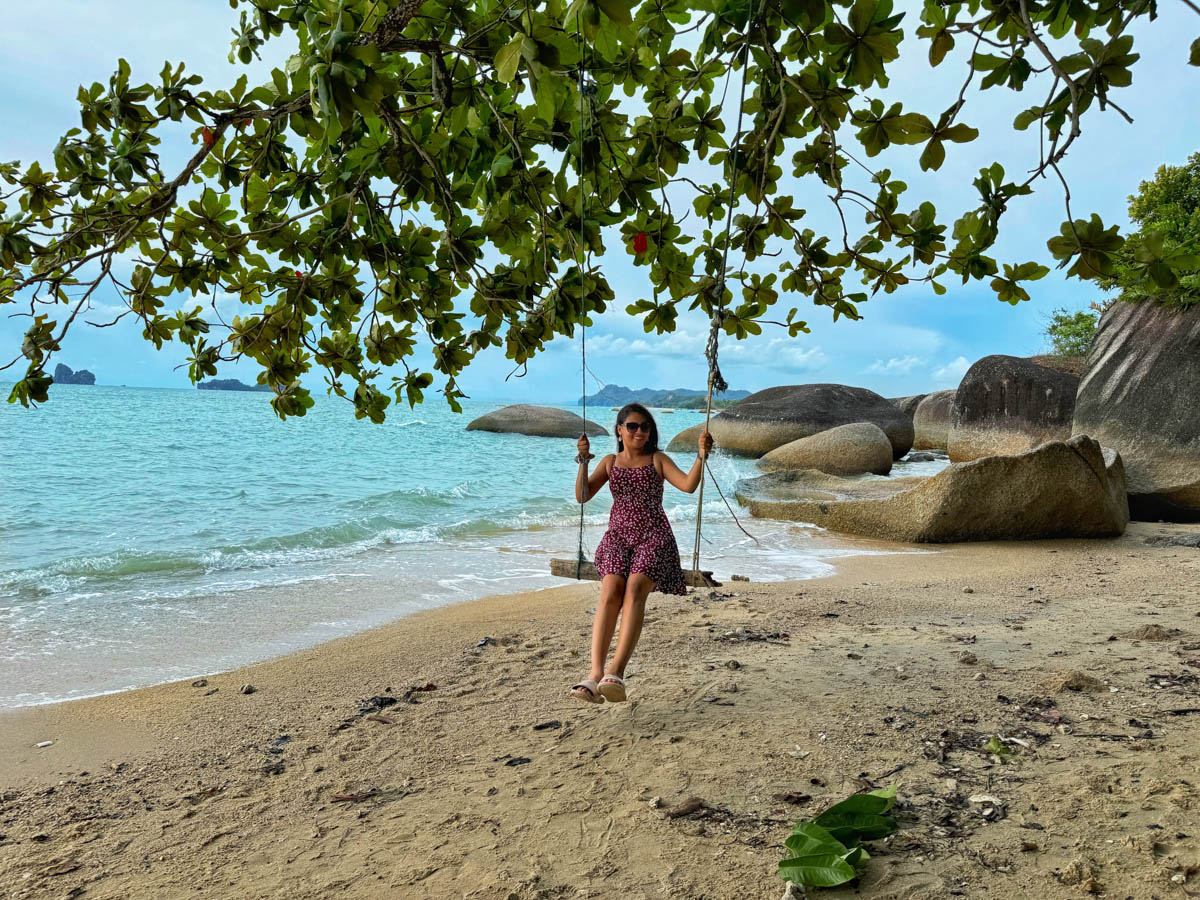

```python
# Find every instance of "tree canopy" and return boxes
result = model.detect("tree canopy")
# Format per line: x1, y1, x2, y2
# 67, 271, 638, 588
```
1099, 150, 1200, 307
2, 0, 1197, 420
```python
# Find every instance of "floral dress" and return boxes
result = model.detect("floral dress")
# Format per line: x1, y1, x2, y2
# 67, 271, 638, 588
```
593, 461, 688, 595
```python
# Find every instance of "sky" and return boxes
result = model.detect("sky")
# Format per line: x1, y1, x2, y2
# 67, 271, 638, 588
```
1, 1, 1197, 405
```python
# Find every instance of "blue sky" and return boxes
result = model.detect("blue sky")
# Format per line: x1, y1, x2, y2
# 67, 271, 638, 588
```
1, 1, 1197, 405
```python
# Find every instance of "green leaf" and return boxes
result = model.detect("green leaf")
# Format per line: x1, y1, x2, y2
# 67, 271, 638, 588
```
1191, 38, 1200, 66
495, 38, 523, 83
595, 0, 633, 25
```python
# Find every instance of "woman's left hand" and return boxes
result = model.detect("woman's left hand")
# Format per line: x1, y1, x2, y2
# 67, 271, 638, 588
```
698, 429, 714, 459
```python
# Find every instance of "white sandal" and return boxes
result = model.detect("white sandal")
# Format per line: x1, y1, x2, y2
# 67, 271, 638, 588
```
570, 679, 604, 704
598, 674, 627, 703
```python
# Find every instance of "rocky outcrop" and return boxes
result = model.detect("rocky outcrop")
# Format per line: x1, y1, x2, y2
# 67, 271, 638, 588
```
912, 390, 956, 451
466, 404, 607, 438
736, 435, 1128, 543
53, 364, 96, 385
1073, 301, 1200, 520
757, 422, 893, 476
707, 385, 914, 459
197, 379, 273, 392
890, 394, 927, 418
947, 356, 1079, 462
667, 423, 706, 452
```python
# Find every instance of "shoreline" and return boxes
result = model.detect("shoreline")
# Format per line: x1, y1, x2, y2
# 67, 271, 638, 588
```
0, 520, 909, 712
3, 523, 1199, 898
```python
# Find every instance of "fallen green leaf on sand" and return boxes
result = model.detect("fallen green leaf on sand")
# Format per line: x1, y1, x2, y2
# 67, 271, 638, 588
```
777, 784, 899, 888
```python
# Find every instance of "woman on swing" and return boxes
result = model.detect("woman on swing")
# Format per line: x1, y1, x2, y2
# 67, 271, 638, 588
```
570, 403, 714, 704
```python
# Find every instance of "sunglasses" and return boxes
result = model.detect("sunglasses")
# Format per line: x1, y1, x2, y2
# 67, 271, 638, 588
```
622, 421, 652, 433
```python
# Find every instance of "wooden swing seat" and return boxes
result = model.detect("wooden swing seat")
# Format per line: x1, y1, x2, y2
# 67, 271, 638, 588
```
549, 557, 721, 588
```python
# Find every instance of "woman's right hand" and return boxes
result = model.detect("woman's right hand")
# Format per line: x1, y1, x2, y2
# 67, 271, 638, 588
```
576, 434, 591, 460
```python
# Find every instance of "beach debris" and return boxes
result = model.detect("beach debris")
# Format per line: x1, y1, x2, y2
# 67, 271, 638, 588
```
262, 760, 285, 776
35, 740, 53, 749
983, 735, 1016, 762
957, 651, 978, 665
955, 634, 977, 644
240, 684, 257, 695
648, 796, 664, 809
356, 695, 398, 715
773, 792, 812, 805
476, 637, 495, 648
204, 687, 219, 696
962, 587, 975, 594
702, 696, 734, 706
191, 678, 208, 688
1043, 670, 1105, 693
716, 627, 789, 645
504, 757, 532, 767
777, 784, 899, 889
847, 652, 863, 660
725, 660, 742, 670
662, 796, 708, 819
779, 882, 806, 900
332, 787, 381, 803
1021, 840, 1040, 852
533, 720, 561, 731
365, 714, 396, 725
788, 747, 811, 759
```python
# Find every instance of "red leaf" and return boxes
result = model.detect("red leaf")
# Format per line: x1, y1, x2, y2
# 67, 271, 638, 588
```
202, 127, 215, 147
633, 232, 648, 254
295, 270, 304, 279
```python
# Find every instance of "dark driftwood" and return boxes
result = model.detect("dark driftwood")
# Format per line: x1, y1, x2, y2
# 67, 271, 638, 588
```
549, 558, 721, 588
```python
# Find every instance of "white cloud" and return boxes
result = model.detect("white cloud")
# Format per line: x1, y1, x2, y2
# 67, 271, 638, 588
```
864, 355, 925, 375
931, 356, 970, 386
761, 337, 827, 371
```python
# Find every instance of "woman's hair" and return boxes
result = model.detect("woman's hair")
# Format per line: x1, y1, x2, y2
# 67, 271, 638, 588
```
615, 403, 660, 454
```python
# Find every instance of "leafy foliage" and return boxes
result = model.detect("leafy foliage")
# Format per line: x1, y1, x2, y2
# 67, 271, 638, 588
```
777, 784, 898, 888
1044, 307, 1097, 357
1099, 151, 1200, 308
2, 0, 1195, 418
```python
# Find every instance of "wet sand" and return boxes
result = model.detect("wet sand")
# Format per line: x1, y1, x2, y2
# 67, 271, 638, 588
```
2, 522, 1199, 899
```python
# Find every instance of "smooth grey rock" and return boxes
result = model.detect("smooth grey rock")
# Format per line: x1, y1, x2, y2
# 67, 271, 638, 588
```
913, 390, 956, 451
947, 355, 1078, 462
757, 422, 893, 476
737, 435, 1128, 543
667, 423, 706, 452
708, 384, 914, 459
889, 394, 927, 417
466, 404, 607, 438
1073, 301, 1200, 521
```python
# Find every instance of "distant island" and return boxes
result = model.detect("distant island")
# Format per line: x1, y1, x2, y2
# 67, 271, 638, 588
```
197, 379, 273, 393
53, 363, 96, 385
579, 384, 751, 409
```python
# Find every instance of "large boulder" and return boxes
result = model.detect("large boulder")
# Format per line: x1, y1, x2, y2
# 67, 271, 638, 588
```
889, 394, 927, 418
912, 390, 956, 451
667, 423, 705, 452
707, 385, 914, 459
757, 422, 893, 476
947, 355, 1079, 462
736, 435, 1128, 543
466, 404, 607, 438
1073, 301, 1200, 520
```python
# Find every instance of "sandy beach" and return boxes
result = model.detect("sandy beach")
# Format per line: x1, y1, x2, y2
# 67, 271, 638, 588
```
2, 523, 1199, 899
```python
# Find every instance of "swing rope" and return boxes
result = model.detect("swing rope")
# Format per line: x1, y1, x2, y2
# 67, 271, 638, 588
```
691, 44, 760, 578
575, 18, 593, 579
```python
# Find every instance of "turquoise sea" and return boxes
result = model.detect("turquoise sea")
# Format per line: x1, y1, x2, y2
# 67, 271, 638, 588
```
1, 385, 936, 708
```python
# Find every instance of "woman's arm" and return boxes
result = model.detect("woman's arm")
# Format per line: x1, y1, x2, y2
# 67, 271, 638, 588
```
657, 429, 714, 493
575, 435, 612, 502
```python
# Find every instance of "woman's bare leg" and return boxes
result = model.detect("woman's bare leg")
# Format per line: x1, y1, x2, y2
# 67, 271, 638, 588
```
588, 574, 626, 682
607, 573, 656, 678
